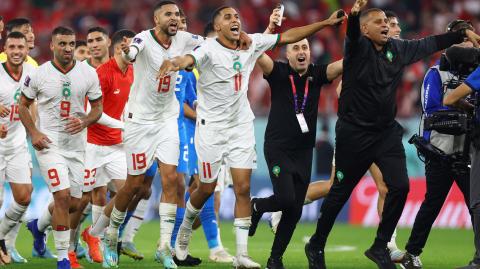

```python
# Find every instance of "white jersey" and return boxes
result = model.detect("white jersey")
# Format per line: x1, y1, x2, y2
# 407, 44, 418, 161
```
22, 60, 102, 152
190, 33, 280, 127
0, 62, 35, 155
127, 29, 204, 123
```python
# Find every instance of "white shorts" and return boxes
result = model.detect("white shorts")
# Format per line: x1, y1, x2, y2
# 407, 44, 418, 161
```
84, 143, 127, 192
35, 146, 84, 199
196, 121, 256, 184
0, 145, 31, 184
215, 164, 233, 192
124, 118, 179, 176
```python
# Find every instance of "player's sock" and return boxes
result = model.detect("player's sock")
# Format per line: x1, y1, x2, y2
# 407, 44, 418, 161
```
171, 207, 185, 247
122, 199, 148, 242
107, 206, 126, 235
68, 229, 77, 252
183, 200, 201, 229
37, 208, 53, 232
53, 227, 70, 261
92, 205, 105, 226
185, 191, 190, 202
0, 201, 27, 239
199, 195, 219, 249
81, 203, 92, 222
234, 217, 251, 256
158, 203, 176, 250
5, 221, 22, 248
216, 228, 224, 250
90, 213, 110, 237
119, 211, 134, 238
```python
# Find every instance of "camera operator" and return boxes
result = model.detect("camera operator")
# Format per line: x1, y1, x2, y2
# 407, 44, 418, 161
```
444, 49, 480, 269
401, 20, 475, 269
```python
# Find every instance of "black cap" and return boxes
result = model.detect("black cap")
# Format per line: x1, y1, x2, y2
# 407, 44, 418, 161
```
446, 19, 474, 32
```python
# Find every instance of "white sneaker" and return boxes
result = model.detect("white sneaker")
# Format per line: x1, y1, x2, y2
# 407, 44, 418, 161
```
233, 254, 261, 269
387, 243, 405, 263
209, 248, 233, 263
269, 212, 282, 234
174, 225, 192, 261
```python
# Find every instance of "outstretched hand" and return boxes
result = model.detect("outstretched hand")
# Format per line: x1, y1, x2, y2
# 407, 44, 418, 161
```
351, 0, 368, 15
267, 7, 286, 33
157, 60, 179, 80
327, 10, 347, 26
466, 29, 480, 47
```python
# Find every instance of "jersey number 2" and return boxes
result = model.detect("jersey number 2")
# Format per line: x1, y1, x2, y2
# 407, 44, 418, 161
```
158, 75, 171, 93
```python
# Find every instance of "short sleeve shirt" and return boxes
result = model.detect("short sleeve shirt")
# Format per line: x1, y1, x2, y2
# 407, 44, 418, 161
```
264, 61, 331, 149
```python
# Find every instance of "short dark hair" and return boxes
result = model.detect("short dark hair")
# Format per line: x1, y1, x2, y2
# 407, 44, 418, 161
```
384, 11, 398, 20
0, 16, 3, 21
6, 31, 27, 42
75, 40, 87, 48
211, 6, 232, 23
447, 19, 474, 33
203, 22, 215, 37
153, 1, 177, 13
87, 26, 109, 36
5, 18, 31, 34
179, 8, 185, 18
360, 8, 385, 22
52, 26, 75, 37
111, 29, 136, 46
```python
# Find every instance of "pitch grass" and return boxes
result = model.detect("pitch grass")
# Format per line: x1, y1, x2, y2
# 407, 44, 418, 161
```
10, 221, 474, 268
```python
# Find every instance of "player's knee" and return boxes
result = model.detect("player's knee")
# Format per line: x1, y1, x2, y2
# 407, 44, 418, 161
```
54, 193, 71, 210
198, 182, 216, 197
234, 181, 250, 199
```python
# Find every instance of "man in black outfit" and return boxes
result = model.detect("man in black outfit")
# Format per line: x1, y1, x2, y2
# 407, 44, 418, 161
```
248, 33, 343, 269
305, 0, 480, 269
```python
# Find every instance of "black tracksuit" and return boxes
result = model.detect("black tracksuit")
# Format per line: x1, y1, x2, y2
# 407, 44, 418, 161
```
308, 12, 466, 251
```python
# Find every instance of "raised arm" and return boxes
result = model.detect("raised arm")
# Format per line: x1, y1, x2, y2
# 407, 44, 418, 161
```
346, 0, 367, 43
157, 55, 195, 80
277, 10, 345, 46
256, 53, 275, 76
326, 60, 343, 81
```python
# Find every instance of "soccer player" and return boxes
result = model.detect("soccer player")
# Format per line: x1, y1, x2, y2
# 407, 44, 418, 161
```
74, 41, 90, 62
0, 31, 36, 265
0, 18, 38, 67
158, 5, 345, 268
80, 29, 136, 264
19, 26, 103, 269
98, 2, 206, 268
85, 27, 111, 69
305, 0, 480, 268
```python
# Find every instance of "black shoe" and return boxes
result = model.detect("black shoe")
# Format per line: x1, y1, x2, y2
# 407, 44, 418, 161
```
117, 241, 122, 265
365, 247, 397, 269
249, 198, 263, 236
266, 256, 285, 269
400, 252, 423, 269
174, 254, 202, 266
304, 242, 326, 269
456, 261, 480, 269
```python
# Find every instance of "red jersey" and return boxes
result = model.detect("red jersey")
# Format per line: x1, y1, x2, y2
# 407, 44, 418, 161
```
88, 58, 132, 145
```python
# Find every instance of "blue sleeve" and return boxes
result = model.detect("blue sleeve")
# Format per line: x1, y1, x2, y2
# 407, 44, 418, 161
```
184, 73, 197, 108
465, 67, 480, 92
422, 68, 444, 115
175, 72, 185, 102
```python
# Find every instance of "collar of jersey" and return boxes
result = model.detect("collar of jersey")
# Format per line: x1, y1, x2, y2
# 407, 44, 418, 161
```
51, 60, 76, 75
2, 62, 22, 82
150, 29, 171, 50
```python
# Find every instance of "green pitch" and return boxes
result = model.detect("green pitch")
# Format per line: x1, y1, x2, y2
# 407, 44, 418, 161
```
10, 221, 473, 268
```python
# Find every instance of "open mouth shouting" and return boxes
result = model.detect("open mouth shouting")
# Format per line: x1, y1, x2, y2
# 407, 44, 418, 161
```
230, 24, 240, 36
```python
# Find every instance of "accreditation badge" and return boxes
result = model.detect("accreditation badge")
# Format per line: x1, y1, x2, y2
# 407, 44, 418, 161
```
296, 113, 309, 133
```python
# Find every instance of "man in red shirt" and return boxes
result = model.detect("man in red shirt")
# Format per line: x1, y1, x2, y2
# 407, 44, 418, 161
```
79, 29, 136, 264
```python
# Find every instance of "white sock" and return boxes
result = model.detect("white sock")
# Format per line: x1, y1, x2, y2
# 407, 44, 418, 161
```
106, 206, 126, 236
0, 201, 27, 239
183, 200, 201, 228
5, 222, 22, 248
122, 199, 148, 242
90, 213, 110, 237
234, 217, 251, 256
387, 228, 398, 249
68, 229, 77, 252
83, 203, 92, 215
216, 227, 224, 249
158, 203, 176, 250
53, 229, 70, 261
37, 208, 52, 232
92, 205, 105, 226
